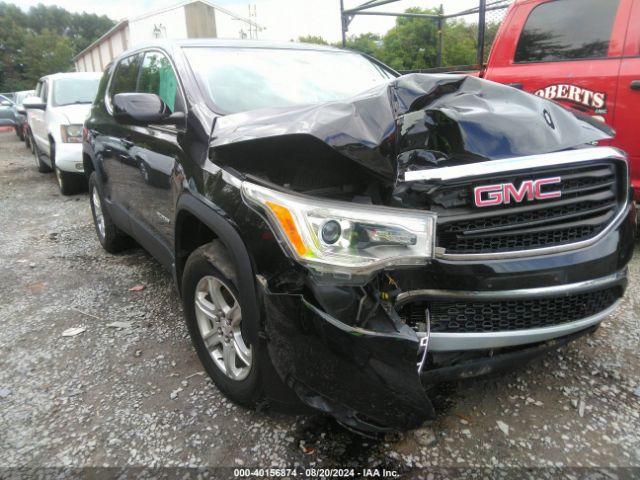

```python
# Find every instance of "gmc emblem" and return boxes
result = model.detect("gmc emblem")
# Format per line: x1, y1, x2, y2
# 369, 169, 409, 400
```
473, 177, 562, 207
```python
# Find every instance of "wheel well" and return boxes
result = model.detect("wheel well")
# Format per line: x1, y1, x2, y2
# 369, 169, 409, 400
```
83, 153, 95, 180
48, 135, 55, 161
175, 210, 219, 291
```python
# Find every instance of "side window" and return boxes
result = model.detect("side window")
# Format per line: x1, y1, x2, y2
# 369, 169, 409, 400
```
35, 82, 42, 98
137, 52, 179, 113
514, 0, 620, 63
40, 81, 48, 102
110, 54, 142, 100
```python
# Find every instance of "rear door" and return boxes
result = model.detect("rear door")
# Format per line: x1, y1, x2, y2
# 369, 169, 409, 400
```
613, 0, 640, 197
485, 0, 631, 129
31, 79, 49, 151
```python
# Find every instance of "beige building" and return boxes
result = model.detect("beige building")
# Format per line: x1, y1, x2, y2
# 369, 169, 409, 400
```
73, 0, 262, 72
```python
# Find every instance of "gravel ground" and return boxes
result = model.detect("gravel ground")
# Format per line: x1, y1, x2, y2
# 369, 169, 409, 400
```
0, 130, 639, 475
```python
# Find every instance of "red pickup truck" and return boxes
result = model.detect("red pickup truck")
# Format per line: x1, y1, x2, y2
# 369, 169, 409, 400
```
481, 0, 640, 199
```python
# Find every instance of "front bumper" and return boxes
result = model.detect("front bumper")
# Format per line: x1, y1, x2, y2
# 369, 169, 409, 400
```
54, 141, 84, 173
259, 202, 634, 433
262, 273, 626, 433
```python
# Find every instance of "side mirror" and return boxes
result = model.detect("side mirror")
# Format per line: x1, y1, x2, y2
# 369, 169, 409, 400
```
113, 93, 184, 126
23, 96, 46, 110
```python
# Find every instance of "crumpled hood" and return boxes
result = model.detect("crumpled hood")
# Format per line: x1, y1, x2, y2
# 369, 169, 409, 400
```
211, 73, 613, 181
54, 104, 92, 125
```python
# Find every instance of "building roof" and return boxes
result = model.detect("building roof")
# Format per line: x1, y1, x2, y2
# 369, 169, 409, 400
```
73, 19, 129, 61
73, 0, 264, 62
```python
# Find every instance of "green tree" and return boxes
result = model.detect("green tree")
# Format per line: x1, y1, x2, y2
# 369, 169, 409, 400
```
0, 4, 28, 90
0, 2, 115, 91
378, 7, 440, 71
442, 20, 501, 66
442, 19, 477, 66
66, 11, 115, 52
342, 33, 382, 57
296, 35, 329, 45
22, 29, 75, 84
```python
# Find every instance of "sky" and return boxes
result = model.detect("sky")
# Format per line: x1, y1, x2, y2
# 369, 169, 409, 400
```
9, 0, 480, 43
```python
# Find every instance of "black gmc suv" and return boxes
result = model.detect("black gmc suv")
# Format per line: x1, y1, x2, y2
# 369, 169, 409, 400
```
83, 40, 634, 434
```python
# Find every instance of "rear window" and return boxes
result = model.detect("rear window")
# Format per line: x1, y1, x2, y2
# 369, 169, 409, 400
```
514, 0, 620, 63
52, 78, 100, 107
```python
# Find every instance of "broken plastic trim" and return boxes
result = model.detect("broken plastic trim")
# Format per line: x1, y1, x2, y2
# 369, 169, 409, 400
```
416, 308, 431, 374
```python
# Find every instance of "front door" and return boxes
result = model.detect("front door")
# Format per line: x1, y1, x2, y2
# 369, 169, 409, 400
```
485, 0, 631, 130
30, 80, 48, 152
116, 50, 187, 264
98, 53, 143, 209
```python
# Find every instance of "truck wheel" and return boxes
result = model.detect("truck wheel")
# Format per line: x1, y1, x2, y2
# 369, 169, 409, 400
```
182, 241, 263, 408
55, 167, 85, 195
88, 172, 130, 253
51, 142, 85, 195
32, 133, 51, 173
25, 129, 32, 151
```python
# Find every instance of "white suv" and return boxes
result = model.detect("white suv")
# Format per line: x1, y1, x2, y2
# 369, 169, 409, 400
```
24, 72, 102, 195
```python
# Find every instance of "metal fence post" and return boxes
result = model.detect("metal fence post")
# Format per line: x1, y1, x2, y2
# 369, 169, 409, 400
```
340, 0, 347, 47
437, 4, 443, 67
476, 0, 486, 66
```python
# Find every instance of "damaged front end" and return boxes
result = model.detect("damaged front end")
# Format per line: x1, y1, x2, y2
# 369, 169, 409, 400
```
205, 74, 632, 433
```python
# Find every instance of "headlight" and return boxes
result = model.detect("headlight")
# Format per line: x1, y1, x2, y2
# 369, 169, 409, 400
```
60, 124, 83, 143
242, 181, 436, 282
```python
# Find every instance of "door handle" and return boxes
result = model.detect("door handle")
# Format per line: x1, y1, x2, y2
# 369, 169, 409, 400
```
631, 80, 640, 91
121, 138, 134, 148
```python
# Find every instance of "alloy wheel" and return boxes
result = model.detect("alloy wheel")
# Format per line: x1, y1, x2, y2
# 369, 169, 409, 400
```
91, 187, 106, 239
194, 275, 252, 381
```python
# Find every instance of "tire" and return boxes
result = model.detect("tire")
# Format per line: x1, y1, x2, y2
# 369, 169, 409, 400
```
51, 141, 85, 195
31, 133, 51, 173
55, 166, 85, 195
182, 241, 263, 407
18, 127, 24, 141
88, 172, 130, 253
25, 129, 32, 151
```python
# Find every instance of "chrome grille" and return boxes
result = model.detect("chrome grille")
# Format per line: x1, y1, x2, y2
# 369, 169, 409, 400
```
430, 161, 624, 255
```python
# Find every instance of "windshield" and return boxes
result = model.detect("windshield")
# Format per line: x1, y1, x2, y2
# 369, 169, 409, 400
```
52, 78, 100, 107
15, 91, 35, 105
183, 47, 395, 114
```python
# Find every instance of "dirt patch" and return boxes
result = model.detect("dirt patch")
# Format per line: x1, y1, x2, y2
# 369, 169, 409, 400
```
0, 131, 638, 470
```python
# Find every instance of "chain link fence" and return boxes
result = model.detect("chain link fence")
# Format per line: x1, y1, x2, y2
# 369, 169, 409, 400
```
410, 0, 514, 72
340, 0, 515, 73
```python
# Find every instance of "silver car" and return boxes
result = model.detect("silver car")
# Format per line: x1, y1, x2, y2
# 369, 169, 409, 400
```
0, 95, 15, 128
12, 90, 35, 140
